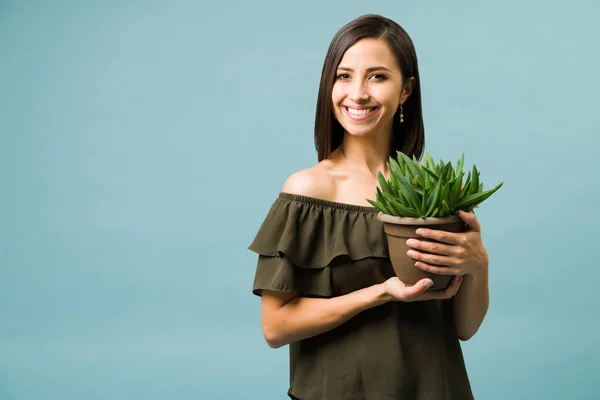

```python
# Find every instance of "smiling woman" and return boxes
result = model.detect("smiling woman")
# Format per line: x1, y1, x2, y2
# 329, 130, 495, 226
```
314, 15, 424, 165
248, 14, 479, 400
331, 39, 413, 138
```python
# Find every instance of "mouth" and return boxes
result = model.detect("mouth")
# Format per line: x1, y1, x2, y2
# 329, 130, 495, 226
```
343, 106, 379, 121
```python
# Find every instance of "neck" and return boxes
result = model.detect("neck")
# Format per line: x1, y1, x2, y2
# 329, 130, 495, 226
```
335, 128, 393, 179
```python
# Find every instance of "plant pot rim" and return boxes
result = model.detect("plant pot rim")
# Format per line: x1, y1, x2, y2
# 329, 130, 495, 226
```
377, 212, 462, 225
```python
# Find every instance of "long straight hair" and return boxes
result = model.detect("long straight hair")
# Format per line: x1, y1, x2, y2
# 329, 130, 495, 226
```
314, 14, 425, 162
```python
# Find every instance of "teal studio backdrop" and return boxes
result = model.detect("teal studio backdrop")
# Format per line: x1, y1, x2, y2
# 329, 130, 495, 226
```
1, 0, 599, 399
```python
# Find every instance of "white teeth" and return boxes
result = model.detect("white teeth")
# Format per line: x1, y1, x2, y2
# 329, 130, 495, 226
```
347, 107, 374, 115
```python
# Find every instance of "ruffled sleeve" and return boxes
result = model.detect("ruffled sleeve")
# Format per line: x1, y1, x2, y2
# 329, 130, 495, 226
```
247, 192, 388, 298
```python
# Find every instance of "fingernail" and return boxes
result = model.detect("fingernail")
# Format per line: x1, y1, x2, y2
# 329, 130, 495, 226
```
423, 280, 433, 288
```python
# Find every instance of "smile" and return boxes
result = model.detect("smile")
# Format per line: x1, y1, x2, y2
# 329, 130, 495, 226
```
344, 106, 379, 121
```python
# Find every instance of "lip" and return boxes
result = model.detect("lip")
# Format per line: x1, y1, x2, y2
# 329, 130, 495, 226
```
343, 106, 379, 121
344, 105, 377, 110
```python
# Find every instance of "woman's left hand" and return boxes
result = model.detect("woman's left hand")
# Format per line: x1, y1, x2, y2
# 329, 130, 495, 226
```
406, 210, 489, 276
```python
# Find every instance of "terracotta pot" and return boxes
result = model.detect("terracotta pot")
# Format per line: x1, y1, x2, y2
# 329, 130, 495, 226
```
377, 212, 467, 291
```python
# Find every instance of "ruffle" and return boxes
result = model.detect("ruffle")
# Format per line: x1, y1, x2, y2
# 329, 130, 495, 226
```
248, 192, 389, 269
251, 254, 334, 297
248, 192, 389, 297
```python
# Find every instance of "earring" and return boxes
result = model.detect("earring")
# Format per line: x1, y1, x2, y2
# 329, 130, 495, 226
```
399, 104, 404, 123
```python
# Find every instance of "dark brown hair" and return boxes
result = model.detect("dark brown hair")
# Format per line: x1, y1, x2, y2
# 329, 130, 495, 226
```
314, 14, 425, 162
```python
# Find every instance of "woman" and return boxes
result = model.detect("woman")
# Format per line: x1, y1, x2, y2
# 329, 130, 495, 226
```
248, 14, 489, 400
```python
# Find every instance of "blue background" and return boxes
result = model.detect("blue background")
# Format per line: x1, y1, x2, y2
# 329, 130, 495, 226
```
1, 0, 599, 399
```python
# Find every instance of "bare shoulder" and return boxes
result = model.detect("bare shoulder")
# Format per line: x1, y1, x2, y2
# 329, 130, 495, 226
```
281, 164, 335, 200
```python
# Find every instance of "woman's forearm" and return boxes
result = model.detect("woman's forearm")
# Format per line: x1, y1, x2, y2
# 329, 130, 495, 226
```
452, 265, 489, 341
264, 284, 391, 348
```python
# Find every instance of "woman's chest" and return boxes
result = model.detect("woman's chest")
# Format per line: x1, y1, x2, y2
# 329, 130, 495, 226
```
331, 175, 384, 207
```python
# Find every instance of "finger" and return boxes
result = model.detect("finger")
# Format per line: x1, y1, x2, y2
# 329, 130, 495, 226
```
415, 261, 460, 275
401, 278, 433, 300
408, 250, 456, 267
419, 288, 453, 301
446, 275, 462, 296
459, 210, 481, 232
419, 276, 462, 301
406, 238, 457, 257
445, 275, 463, 298
416, 228, 462, 245
452, 276, 463, 296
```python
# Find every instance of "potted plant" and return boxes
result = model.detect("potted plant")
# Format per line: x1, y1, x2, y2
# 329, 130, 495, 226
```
368, 151, 503, 291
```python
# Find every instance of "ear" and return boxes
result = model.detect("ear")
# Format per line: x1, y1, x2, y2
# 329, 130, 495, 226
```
399, 77, 416, 105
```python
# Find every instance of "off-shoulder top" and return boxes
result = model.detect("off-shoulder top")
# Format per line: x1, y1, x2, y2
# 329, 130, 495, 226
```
248, 192, 474, 400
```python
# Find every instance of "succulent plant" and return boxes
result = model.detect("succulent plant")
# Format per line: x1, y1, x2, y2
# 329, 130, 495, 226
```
367, 151, 503, 218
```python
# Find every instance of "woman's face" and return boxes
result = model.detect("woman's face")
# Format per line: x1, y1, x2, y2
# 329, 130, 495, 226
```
332, 38, 406, 138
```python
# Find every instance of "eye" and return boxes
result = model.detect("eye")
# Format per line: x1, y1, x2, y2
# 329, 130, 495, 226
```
336, 73, 350, 80
371, 74, 388, 81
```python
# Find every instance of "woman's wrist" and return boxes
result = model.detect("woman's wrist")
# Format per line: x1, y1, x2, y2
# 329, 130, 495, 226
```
375, 282, 393, 304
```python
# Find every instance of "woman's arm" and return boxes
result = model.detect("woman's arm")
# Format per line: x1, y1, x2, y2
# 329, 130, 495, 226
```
452, 264, 489, 341
261, 285, 388, 348
261, 275, 462, 348
404, 208, 490, 341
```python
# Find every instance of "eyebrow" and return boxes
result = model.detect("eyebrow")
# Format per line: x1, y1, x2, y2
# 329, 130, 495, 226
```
336, 66, 391, 73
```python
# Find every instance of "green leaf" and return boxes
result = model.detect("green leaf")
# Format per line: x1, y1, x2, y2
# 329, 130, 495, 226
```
421, 165, 440, 181
442, 162, 453, 182
398, 152, 420, 182
366, 198, 386, 213
405, 158, 420, 181
366, 198, 378, 207
425, 179, 442, 216
421, 184, 427, 214
441, 199, 450, 216
442, 181, 450, 202
460, 171, 472, 197
424, 152, 436, 170
470, 165, 479, 195
454, 182, 504, 210
390, 174, 399, 193
389, 157, 404, 180
396, 151, 407, 175
423, 169, 430, 191
413, 154, 427, 184
392, 186, 409, 207
378, 171, 392, 195
394, 175, 414, 204
381, 193, 402, 215
459, 181, 471, 200
395, 173, 422, 214
456, 153, 465, 178
449, 173, 463, 203
375, 187, 392, 214
383, 192, 420, 217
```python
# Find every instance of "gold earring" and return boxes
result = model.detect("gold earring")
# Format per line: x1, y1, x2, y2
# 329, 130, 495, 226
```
399, 104, 404, 123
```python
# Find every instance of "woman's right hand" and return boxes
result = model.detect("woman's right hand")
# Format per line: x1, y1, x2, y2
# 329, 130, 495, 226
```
382, 275, 462, 302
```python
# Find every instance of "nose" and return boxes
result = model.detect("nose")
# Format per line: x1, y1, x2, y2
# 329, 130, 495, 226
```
349, 80, 370, 103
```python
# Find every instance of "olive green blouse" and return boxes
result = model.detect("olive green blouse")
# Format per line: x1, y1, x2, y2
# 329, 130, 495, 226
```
248, 192, 474, 400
